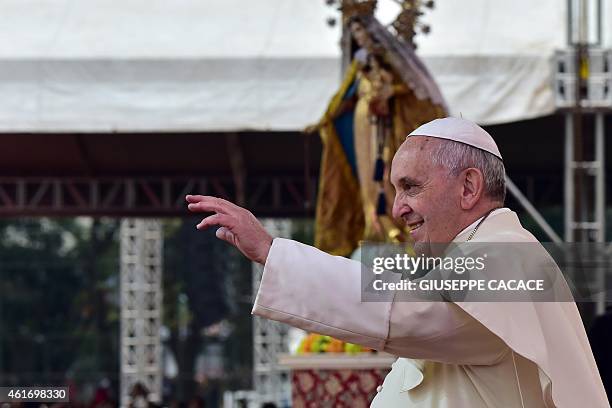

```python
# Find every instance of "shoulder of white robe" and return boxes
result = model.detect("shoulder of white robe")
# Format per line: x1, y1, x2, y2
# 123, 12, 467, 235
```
453, 211, 608, 407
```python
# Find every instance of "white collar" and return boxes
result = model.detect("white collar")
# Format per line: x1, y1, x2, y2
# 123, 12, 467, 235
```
455, 208, 511, 239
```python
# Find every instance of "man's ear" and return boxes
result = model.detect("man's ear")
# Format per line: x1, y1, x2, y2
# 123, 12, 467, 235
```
460, 168, 484, 210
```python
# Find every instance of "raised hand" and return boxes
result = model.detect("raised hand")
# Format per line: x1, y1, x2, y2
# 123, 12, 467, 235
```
185, 195, 273, 264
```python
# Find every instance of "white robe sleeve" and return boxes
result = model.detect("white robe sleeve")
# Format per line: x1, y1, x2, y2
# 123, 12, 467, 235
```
252, 238, 508, 365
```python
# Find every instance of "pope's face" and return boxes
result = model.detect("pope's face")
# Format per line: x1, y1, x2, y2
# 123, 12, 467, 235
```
390, 137, 463, 248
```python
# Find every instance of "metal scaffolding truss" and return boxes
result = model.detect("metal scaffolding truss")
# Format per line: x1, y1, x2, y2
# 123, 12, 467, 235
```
553, 0, 610, 313
252, 219, 293, 407
120, 219, 163, 407
0, 175, 316, 217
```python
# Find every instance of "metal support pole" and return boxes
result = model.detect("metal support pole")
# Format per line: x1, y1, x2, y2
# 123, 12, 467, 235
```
565, 114, 575, 242
595, 113, 606, 314
252, 219, 292, 407
560, 0, 609, 315
506, 176, 563, 244
120, 219, 163, 407
595, 113, 605, 242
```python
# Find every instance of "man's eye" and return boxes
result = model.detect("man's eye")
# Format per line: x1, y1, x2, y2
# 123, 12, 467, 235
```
401, 184, 419, 195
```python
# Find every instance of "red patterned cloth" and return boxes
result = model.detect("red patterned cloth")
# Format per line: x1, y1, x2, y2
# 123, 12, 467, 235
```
291, 367, 390, 407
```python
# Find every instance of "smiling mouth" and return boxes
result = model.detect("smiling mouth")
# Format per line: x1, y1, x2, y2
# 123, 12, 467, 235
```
408, 221, 424, 232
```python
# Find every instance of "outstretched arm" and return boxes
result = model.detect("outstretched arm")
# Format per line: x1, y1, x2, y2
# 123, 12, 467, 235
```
254, 238, 507, 365
186, 195, 507, 364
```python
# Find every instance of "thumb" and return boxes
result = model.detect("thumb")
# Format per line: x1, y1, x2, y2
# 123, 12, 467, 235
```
215, 226, 237, 246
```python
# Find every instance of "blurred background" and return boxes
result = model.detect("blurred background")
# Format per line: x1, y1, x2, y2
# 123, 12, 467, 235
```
0, 0, 611, 406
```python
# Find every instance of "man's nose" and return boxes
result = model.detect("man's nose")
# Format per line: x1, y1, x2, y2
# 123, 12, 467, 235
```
392, 197, 410, 221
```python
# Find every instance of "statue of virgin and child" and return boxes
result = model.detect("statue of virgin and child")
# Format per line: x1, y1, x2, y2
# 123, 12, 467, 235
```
307, 14, 447, 256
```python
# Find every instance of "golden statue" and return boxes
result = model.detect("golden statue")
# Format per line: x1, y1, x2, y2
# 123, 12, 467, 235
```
307, 3, 447, 256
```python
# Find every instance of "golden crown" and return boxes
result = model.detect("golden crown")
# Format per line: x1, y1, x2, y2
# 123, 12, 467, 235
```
339, 0, 377, 20
393, 0, 435, 46
325, 0, 435, 47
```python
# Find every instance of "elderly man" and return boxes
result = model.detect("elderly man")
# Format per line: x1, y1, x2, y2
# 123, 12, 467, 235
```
186, 118, 608, 407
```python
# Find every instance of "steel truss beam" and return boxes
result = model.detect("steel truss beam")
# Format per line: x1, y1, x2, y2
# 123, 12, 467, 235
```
0, 176, 316, 217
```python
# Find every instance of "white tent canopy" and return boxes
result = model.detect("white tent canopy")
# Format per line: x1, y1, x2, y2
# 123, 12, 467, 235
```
0, 0, 609, 132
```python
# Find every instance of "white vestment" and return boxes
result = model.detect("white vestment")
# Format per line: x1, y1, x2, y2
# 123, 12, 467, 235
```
252, 209, 609, 407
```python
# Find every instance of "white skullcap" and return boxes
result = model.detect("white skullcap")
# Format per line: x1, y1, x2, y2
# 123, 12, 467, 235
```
407, 117, 502, 160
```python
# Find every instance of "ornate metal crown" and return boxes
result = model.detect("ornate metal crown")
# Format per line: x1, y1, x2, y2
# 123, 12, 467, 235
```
325, 0, 435, 48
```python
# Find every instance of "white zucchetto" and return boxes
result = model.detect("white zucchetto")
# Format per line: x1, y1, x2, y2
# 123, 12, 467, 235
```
408, 117, 502, 160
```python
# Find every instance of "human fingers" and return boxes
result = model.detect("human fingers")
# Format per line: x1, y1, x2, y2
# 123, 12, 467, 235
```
187, 197, 235, 215
215, 226, 237, 246
196, 213, 235, 230
185, 194, 217, 203
186, 195, 242, 214
186, 194, 209, 203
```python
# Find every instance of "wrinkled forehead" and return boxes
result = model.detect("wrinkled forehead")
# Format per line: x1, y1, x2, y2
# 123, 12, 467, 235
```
391, 136, 437, 180
394, 136, 437, 162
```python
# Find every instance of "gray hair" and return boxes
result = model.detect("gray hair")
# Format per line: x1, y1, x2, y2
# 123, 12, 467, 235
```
429, 139, 506, 203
